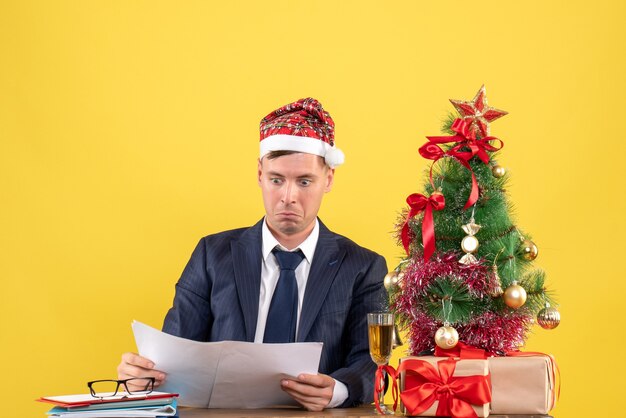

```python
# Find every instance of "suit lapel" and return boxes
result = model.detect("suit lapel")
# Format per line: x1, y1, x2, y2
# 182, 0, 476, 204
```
297, 220, 345, 342
231, 219, 264, 342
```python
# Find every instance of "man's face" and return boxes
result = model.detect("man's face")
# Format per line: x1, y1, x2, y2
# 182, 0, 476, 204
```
258, 153, 334, 238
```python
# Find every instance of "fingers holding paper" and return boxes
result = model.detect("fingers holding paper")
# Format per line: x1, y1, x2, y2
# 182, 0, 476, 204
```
281, 373, 335, 412
117, 352, 167, 389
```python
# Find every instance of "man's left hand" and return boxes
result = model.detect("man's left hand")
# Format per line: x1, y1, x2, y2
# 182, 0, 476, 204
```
281, 373, 335, 411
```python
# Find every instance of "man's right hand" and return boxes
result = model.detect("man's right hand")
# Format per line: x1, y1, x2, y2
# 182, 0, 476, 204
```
117, 352, 167, 390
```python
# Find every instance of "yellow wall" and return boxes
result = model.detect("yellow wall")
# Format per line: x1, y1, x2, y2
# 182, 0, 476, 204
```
1, 1, 623, 416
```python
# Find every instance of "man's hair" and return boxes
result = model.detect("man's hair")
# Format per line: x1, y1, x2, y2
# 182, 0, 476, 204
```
263, 150, 329, 169
265, 150, 299, 160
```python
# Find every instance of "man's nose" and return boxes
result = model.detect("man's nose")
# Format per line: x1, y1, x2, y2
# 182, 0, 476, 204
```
281, 182, 297, 204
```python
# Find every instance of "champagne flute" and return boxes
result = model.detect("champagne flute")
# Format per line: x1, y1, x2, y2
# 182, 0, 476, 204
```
368, 312, 394, 415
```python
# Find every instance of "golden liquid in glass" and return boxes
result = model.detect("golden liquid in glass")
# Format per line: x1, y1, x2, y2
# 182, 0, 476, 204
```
368, 324, 393, 365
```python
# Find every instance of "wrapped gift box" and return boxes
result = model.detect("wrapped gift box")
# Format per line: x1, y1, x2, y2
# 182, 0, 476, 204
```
488, 354, 556, 414
398, 356, 491, 417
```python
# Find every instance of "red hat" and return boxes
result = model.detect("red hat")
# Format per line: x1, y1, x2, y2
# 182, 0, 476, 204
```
259, 97, 345, 168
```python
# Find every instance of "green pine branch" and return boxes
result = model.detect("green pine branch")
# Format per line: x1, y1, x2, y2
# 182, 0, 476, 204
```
421, 276, 489, 324
519, 270, 557, 314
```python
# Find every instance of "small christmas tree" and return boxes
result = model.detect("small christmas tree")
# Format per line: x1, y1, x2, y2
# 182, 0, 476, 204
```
389, 86, 560, 356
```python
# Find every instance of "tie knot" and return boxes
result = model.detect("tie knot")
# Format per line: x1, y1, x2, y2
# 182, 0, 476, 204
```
272, 248, 305, 271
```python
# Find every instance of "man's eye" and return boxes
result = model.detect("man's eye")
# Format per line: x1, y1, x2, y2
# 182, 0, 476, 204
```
270, 178, 283, 185
299, 179, 312, 186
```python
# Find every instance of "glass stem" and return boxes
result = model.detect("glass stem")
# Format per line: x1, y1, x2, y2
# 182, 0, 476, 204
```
378, 369, 386, 408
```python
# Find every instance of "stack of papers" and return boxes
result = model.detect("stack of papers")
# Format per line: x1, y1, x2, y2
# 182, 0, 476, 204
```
132, 321, 324, 408
38, 392, 178, 417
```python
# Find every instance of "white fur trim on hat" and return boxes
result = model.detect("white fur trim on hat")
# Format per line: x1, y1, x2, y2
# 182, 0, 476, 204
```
260, 134, 345, 168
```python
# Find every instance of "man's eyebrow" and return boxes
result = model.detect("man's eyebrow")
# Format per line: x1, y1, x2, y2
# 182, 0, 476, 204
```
266, 171, 318, 179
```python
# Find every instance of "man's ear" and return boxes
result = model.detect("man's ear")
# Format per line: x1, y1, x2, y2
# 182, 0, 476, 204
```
257, 158, 263, 186
324, 168, 335, 193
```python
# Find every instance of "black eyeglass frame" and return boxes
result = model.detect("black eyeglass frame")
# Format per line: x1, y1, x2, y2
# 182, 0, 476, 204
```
87, 377, 155, 399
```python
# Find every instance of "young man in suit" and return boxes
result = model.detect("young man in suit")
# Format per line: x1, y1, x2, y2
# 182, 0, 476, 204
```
117, 98, 388, 411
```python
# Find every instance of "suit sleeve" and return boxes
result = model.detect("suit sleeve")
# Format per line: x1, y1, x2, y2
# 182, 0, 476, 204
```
162, 238, 213, 341
330, 254, 388, 407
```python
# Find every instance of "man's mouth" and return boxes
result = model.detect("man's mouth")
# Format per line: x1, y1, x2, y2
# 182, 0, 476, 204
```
277, 212, 300, 218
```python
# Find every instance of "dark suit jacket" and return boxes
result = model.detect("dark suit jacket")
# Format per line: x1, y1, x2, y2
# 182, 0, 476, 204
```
162, 218, 388, 407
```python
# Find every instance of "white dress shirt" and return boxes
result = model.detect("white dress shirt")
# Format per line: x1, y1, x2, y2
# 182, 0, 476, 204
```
254, 218, 348, 408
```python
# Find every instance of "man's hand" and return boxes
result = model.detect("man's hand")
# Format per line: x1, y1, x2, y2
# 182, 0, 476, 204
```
280, 373, 335, 412
117, 352, 167, 390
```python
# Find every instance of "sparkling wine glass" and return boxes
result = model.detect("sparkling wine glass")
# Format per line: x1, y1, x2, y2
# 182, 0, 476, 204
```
368, 312, 395, 415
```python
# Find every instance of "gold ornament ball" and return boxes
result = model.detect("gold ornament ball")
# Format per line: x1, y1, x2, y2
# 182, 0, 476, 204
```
461, 235, 479, 253
503, 283, 527, 309
434, 325, 459, 349
397, 272, 405, 288
384, 271, 400, 290
520, 240, 539, 261
492, 165, 506, 178
537, 306, 561, 329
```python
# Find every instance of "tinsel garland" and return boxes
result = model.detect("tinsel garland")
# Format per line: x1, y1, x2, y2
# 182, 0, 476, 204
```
456, 311, 533, 354
391, 251, 533, 355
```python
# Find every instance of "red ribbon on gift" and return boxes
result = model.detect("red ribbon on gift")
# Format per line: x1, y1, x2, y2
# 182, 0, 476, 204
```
397, 358, 491, 418
401, 192, 446, 260
374, 365, 399, 415
435, 341, 489, 359
419, 119, 503, 210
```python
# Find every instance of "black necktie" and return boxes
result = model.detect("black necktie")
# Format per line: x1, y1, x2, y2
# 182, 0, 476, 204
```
263, 248, 305, 343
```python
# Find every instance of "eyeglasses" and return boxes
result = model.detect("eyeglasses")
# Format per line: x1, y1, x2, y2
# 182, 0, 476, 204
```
87, 378, 155, 399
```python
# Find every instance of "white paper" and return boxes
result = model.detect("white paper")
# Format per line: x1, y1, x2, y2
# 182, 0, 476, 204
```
132, 321, 323, 408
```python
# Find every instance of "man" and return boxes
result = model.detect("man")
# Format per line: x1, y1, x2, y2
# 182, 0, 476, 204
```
117, 98, 388, 411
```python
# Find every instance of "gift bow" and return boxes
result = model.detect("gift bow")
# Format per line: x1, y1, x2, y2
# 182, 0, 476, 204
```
401, 192, 446, 260
419, 118, 503, 210
397, 358, 491, 418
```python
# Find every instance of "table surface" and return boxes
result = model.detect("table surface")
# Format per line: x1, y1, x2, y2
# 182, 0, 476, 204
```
177, 405, 552, 417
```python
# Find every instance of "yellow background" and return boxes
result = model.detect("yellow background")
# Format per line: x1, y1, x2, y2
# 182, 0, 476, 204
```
1, 1, 624, 416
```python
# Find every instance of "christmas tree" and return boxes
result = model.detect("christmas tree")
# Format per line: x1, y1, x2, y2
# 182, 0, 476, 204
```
389, 86, 560, 356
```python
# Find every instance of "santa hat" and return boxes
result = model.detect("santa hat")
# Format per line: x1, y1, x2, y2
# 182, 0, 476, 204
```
259, 97, 345, 168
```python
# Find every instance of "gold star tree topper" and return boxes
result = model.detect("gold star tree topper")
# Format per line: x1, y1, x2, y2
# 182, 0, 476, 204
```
450, 85, 508, 138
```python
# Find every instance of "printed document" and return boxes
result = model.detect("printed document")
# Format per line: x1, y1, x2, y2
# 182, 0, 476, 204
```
132, 321, 323, 408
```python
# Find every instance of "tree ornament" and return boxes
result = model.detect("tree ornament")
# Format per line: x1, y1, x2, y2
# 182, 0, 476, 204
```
401, 190, 446, 260
492, 164, 506, 178
396, 272, 405, 289
392, 324, 404, 348
384, 271, 401, 291
489, 264, 504, 297
434, 322, 459, 349
459, 219, 481, 265
537, 303, 561, 329
520, 239, 539, 261
503, 281, 527, 309
449, 85, 508, 138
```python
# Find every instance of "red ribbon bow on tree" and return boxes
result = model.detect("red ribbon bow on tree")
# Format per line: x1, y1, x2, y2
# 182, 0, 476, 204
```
401, 191, 446, 260
419, 119, 503, 210
397, 358, 491, 418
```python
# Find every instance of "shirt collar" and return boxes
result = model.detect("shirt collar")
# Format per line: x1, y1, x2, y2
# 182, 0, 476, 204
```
262, 218, 319, 264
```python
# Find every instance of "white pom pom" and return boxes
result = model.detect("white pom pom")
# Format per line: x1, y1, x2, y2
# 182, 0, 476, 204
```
324, 147, 345, 168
